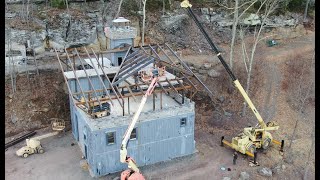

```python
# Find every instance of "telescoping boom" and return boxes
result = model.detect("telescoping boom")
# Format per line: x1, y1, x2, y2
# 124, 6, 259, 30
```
120, 76, 159, 180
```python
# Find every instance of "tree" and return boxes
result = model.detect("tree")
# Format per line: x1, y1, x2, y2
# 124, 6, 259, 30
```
115, 0, 124, 19
141, 0, 147, 46
100, 0, 108, 28
303, 0, 311, 22
240, 0, 279, 116
162, 0, 165, 16
229, 0, 258, 70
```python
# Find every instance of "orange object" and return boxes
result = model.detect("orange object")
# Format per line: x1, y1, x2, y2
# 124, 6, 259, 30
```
121, 169, 145, 180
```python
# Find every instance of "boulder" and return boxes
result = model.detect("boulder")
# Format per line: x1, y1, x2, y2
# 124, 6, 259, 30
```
224, 111, 232, 117
201, 8, 209, 15
208, 69, 220, 77
258, 167, 273, 177
203, 63, 212, 69
218, 96, 225, 103
239, 172, 250, 180
198, 69, 207, 74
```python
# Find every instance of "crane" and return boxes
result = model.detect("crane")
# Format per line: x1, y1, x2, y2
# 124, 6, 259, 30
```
180, 0, 283, 158
120, 69, 161, 180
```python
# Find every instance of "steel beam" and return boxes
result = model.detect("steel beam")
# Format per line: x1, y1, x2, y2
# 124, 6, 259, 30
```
89, 48, 123, 107
83, 46, 114, 106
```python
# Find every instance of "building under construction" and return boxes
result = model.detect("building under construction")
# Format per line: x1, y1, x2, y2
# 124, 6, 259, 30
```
55, 17, 212, 177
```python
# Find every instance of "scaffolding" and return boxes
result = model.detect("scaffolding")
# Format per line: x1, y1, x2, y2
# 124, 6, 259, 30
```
55, 44, 214, 119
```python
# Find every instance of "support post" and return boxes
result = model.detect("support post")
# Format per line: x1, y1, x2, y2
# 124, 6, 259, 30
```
122, 88, 125, 116
128, 96, 130, 114
280, 140, 284, 152
221, 136, 224, 146
153, 92, 155, 111
182, 89, 185, 104
253, 151, 257, 164
160, 91, 163, 109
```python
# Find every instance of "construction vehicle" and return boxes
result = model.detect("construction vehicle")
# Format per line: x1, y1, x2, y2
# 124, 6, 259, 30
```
120, 68, 162, 180
16, 119, 65, 158
180, 0, 283, 157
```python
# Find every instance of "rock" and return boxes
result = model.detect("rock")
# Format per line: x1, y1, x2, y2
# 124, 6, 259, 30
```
201, 15, 211, 23
272, 165, 281, 174
243, 14, 261, 26
59, 13, 70, 20
193, 63, 202, 69
218, 96, 225, 103
113, 177, 120, 180
281, 165, 286, 170
198, 69, 207, 74
201, 8, 209, 15
5, 12, 16, 19
258, 167, 273, 177
80, 160, 89, 171
42, 108, 49, 112
208, 69, 220, 77
203, 63, 212, 69
11, 116, 18, 124
216, 20, 234, 27
8, 94, 13, 99
196, 74, 207, 82
209, 8, 216, 15
239, 172, 250, 180
223, 177, 231, 180
224, 111, 232, 117
87, 13, 97, 19
161, 14, 189, 33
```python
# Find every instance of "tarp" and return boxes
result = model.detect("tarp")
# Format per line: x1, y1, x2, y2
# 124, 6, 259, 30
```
84, 57, 112, 69
112, 17, 130, 23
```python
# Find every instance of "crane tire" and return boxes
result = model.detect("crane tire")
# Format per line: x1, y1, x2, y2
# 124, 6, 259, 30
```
262, 138, 271, 149
23, 153, 29, 158
247, 144, 256, 154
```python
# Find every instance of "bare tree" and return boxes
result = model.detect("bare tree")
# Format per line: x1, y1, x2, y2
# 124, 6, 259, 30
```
115, 0, 124, 19
141, 0, 147, 46
229, 0, 258, 70
162, 0, 165, 16
100, 0, 108, 27
229, 0, 238, 70
303, 0, 311, 22
241, 0, 279, 116
5, 0, 9, 12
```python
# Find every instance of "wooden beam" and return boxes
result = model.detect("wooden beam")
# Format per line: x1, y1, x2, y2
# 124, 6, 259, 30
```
75, 86, 192, 105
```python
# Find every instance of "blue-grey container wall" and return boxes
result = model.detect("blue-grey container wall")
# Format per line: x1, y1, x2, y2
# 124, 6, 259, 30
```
68, 77, 111, 98
70, 102, 195, 177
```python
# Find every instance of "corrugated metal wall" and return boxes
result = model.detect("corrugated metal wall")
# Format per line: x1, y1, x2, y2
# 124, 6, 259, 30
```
71, 112, 196, 177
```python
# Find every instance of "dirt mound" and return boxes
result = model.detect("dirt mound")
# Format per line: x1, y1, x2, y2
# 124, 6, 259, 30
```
5, 70, 70, 137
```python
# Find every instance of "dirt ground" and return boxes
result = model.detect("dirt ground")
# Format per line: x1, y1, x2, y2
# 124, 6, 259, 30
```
5, 27, 315, 180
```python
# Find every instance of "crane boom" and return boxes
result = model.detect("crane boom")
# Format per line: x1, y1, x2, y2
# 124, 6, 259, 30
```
181, 0, 267, 129
120, 77, 158, 175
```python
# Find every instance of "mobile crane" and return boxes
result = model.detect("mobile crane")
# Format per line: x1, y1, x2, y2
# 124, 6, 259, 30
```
180, 0, 284, 157
119, 68, 162, 180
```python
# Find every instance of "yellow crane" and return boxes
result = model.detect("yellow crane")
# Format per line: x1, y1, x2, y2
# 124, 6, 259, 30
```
180, 0, 284, 158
